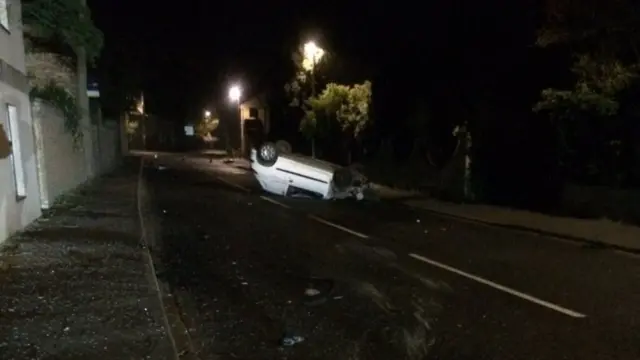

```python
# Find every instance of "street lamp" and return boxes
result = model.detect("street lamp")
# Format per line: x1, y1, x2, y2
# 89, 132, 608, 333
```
227, 84, 242, 156
204, 110, 211, 118
303, 41, 324, 158
303, 41, 324, 72
229, 85, 241, 103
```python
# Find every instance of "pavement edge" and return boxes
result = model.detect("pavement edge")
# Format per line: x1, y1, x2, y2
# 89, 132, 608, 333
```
406, 203, 640, 255
137, 158, 200, 360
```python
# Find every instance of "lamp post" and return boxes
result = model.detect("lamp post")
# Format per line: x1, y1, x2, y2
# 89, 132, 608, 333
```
303, 41, 325, 158
228, 84, 242, 156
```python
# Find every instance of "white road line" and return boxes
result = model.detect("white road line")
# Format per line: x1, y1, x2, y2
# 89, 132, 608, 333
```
260, 196, 290, 208
216, 176, 250, 193
408, 253, 587, 318
309, 215, 370, 239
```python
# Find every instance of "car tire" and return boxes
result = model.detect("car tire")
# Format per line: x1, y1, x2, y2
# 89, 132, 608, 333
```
256, 142, 279, 167
275, 140, 292, 154
333, 168, 353, 192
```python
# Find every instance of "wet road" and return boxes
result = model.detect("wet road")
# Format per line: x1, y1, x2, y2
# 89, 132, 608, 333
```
145, 154, 640, 360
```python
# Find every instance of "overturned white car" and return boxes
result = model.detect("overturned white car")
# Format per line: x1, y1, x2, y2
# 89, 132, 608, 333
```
250, 141, 369, 200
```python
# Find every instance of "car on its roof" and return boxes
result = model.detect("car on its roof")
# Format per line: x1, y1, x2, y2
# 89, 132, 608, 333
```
250, 141, 369, 200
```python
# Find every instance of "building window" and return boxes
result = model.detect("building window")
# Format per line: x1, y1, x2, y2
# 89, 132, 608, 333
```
0, 0, 9, 31
249, 107, 258, 118
3, 104, 26, 199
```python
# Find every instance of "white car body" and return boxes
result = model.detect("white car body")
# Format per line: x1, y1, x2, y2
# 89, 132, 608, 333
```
250, 146, 367, 200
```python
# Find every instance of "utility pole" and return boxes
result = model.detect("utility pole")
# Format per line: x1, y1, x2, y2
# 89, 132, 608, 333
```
139, 92, 146, 150
77, 0, 93, 177
310, 58, 317, 158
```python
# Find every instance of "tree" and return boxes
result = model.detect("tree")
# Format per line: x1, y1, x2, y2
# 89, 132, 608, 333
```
195, 112, 220, 147
305, 81, 373, 162
534, 0, 640, 117
534, 0, 640, 186
284, 46, 329, 157
534, 54, 637, 118
22, 0, 103, 62
23, 0, 103, 151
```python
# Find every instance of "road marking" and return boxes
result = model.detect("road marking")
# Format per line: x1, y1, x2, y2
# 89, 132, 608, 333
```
216, 176, 250, 193
309, 215, 370, 239
408, 253, 587, 318
260, 196, 290, 208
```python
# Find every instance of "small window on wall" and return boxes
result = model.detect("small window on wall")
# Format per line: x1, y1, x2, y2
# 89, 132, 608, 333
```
249, 107, 259, 118
0, 0, 9, 31
4, 104, 26, 199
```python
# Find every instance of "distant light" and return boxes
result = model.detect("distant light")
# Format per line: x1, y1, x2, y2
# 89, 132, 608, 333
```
303, 41, 324, 65
87, 90, 100, 98
204, 110, 211, 117
184, 125, 194, 136
229, 85, 241, 102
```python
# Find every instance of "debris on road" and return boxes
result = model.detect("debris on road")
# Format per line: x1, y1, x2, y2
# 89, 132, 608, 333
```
304, 288, 321, 296
280, 335, 305, 347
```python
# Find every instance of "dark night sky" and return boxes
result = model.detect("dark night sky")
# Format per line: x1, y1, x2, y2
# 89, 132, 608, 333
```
89, 0, 557, 123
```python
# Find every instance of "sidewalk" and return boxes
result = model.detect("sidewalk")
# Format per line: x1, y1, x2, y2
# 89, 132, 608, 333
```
405, 198, 640, 252
0, 168, 176, 359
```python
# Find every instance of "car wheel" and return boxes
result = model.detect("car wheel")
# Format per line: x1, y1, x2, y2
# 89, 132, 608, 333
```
333, 168, 353, 192
256, 142, 279, 167
275, 140, 292, 154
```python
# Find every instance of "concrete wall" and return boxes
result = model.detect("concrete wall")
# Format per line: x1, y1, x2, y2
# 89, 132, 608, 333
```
0, 0, 27, 76
31, 100, 89, 209
0, 85, 42, 243
31, 101, 122, 210
95, 119, 121, 174
0, 0, 42, 243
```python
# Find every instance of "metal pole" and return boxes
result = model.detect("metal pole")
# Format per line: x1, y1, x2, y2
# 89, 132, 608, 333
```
238, 100, 244, 157
78, 0, 93, 177
310, 58, 317, 158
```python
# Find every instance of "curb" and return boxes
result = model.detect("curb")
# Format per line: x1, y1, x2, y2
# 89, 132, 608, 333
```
137, 158, 200, 360
406, 204, 640, 255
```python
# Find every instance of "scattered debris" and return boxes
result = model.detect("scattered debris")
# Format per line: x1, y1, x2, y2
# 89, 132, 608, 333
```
304, 288, 321, 297
280, 335, 305, 347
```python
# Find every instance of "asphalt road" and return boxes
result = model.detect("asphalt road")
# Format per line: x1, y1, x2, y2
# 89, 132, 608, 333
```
145, 153, 640, 360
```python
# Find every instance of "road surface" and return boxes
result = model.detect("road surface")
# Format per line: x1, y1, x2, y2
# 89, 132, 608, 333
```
144, 153, 640, 360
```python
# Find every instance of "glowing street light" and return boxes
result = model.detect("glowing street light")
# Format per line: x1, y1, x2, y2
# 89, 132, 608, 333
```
303, 41, 325, 70
227, 84, 244, 156
302, 41, 324, 158
228, 84, 241, 103
204, 110, 211, 118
